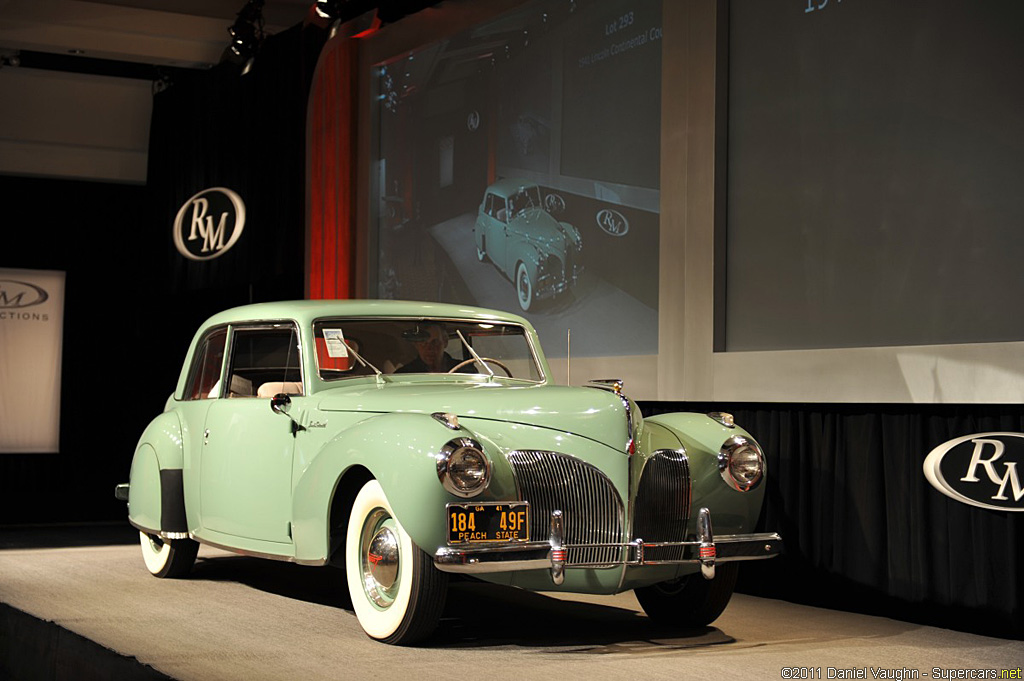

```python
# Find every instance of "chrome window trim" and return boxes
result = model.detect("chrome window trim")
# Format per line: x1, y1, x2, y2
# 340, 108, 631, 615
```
178, 323, 230, 402
309, 315, 547, 385
222, 320, 306, 399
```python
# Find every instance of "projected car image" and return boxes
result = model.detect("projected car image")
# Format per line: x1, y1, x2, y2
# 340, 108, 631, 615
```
116, 299, 781, 645
474, 179, 583, 311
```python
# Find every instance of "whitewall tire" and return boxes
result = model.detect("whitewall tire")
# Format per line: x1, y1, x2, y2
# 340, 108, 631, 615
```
139, 531, 198, 578
516, 262, 533, 311
345, 479, 447, 645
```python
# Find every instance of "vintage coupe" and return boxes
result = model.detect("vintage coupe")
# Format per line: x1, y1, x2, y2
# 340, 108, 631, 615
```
117, 300, 781, 644
474, 179, 583, 311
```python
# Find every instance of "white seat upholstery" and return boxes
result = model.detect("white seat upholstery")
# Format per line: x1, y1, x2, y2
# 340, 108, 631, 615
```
257, 381, 303, 398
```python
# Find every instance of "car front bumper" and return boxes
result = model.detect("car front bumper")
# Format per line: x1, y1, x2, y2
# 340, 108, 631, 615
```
434, 507, 782, 585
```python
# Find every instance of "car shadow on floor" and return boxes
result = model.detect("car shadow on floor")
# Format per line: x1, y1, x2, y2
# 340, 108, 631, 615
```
188, 553, 732, 651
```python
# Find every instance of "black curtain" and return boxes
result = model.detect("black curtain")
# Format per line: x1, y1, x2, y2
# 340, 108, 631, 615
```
0, 176, 151, 523
640, 401, 1024, 639
135, 23, 326, 432
143, 23, 326, 365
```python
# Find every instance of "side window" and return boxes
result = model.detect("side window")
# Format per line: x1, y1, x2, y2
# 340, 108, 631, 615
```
184, 327, 227, 400
225, 325, 303, 399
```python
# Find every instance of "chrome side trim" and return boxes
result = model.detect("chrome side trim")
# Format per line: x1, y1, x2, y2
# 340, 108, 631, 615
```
191, 533, 326, 567
583, 379, 634, 454
128, 519, 190, 542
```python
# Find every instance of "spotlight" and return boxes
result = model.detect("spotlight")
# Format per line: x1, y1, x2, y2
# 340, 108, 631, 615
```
222, 0, 265, 72
314, 0, 346, 19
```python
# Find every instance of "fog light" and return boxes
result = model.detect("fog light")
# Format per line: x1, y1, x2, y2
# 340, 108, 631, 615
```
717, 435, 765, 491
437, 438, 490, 498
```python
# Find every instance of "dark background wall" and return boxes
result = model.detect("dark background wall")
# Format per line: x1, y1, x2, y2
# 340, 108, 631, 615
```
0, 24, 324, 525
0, 176, 153, 523
642, 401, 1024, 639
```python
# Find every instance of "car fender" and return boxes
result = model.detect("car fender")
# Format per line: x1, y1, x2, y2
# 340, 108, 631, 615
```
291, 412, 469, 564
644, 413, 767, 535
127, 411, 187, 535
505, 239, 541, 282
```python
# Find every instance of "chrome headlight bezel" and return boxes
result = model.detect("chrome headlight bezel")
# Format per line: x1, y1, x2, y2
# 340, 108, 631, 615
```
436, 437, 491, 498
717, 435, 765, 492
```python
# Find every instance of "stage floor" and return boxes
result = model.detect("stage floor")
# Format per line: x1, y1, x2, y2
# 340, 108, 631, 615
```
1, 525, 1021, 680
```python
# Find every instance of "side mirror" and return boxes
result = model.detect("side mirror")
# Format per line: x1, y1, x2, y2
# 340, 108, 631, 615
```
270, 393, 292, 416
270, 393, 305, 435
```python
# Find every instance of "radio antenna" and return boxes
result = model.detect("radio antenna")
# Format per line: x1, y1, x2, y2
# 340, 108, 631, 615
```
566, 328, 571, 385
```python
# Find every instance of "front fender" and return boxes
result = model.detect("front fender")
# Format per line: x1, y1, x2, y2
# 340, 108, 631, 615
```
291, 412, 474, 564
507, 240, 540, 281
644, 412, 767, 535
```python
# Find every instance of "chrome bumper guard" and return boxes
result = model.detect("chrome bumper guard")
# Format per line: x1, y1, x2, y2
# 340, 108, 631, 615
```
434, 507, 783, 584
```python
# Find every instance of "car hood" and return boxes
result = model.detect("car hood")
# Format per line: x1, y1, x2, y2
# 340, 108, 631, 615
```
507, 208, 566, 248
316, 381, 629, 452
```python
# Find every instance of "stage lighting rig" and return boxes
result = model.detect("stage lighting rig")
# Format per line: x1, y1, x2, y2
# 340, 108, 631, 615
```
223, 0, 265, 73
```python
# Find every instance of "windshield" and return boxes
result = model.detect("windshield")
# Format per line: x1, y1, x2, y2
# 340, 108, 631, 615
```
312, 318, 544, 382
508, 185, 542, 216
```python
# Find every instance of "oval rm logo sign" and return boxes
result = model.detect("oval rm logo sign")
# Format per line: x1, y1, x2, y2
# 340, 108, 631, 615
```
596, 208, 629, 237
0, 280, 49, 308
173, 187, 246, 261
923, 432, 1024, 511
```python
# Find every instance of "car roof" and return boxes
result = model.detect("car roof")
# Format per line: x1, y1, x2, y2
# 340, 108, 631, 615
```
485, 178, 539, 198
198, 299, 532, 330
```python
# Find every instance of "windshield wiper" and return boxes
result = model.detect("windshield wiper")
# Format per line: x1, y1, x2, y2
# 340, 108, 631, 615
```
455, 329, 494, 379
343, 339, 389, 386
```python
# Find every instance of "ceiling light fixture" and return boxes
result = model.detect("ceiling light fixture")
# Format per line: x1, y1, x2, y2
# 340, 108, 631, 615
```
222, 0, 265, 74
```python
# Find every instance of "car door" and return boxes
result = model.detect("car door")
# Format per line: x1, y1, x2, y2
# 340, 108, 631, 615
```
490, 194, 511, 275
478, 192, 510, 275
199, 323, 303, 545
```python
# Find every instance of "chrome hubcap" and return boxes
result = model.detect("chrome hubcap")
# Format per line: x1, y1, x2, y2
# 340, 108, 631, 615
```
360, 509, 401, 609
367, 527, 399, 589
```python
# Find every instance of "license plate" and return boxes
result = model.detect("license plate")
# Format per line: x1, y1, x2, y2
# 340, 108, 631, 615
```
446, 502, 530, 544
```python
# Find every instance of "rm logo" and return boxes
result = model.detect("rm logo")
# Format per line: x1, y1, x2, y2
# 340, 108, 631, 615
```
924, 433, 1024, 511
0, 280, 48, 308
173, 187, 246, 261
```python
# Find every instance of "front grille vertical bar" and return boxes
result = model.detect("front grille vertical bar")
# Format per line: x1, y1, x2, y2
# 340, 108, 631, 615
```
632, 449, 691, 562
507, 451, 624, 566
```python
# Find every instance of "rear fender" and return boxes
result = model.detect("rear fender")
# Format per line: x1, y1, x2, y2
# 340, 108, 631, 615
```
127, 411, 186, 534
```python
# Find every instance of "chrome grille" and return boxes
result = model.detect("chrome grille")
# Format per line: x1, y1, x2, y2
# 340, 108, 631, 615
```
632, 449, 691, 562
507, 450, 624, 566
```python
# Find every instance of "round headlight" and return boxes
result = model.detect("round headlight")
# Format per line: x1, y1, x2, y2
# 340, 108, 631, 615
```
437, 438, 490, 498
717, 435, 765, 492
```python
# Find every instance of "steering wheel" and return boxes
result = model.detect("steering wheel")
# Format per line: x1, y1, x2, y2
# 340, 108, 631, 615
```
448, 357, 513, 377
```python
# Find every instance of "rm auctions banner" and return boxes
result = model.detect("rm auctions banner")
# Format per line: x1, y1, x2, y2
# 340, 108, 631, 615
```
0, 269, 65, 453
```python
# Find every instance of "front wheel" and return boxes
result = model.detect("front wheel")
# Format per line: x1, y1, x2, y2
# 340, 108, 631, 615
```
139, 531, 198, 578
634, 563, 739, 628
515, 262, 533, 311
345, 480, 447, 645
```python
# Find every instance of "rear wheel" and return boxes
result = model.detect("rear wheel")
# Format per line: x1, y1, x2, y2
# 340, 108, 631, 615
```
139, 531, 198, 578
634, 563, 739, 628
345, 479, 447, 645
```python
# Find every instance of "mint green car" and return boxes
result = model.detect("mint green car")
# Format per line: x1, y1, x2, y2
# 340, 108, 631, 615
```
117, 300, 781, 644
